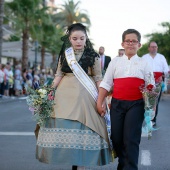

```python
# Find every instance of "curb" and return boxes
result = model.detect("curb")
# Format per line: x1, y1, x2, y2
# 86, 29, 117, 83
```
0, 96, 27, 104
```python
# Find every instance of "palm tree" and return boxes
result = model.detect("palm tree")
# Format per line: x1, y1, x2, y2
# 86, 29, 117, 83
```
0, 0, 4, 63
53, 0, 91, 31
37, 24, 64, 71
30, 6, 54, 70
46, 26, 64, 73
39, 24, 63, 70
5, 0, 43, 69
31, 22, 58, 70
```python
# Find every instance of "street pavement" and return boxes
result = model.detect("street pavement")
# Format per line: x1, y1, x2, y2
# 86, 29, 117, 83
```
0, 94, 170, 170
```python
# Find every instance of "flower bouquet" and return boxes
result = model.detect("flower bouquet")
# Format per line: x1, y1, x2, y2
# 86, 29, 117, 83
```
26, 86, 56, 126
104, 108, 116, 160
105, 96, 116, 160
140, 79, 161, 139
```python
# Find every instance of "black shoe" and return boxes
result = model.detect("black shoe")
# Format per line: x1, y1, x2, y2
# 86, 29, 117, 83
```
152, 121, 156, 126
72, 165, 77, 170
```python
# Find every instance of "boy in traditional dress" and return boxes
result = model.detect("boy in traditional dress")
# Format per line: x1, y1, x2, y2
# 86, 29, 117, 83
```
97, 29, 155, 170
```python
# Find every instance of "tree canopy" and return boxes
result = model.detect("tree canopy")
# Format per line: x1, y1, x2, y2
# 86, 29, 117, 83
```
53, 0, 91, 31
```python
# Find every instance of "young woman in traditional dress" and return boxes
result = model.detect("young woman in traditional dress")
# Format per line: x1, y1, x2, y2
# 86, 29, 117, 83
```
36, 23, 112, 170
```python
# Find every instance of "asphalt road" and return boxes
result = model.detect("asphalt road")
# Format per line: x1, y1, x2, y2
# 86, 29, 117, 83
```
0, 94, 170, 170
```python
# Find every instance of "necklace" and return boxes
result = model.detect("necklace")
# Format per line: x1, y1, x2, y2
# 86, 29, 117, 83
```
74, 49, 84, 55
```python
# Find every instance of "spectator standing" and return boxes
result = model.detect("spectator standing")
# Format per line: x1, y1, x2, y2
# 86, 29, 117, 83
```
117, 49, 125, 57
45, 70, 53, 85
142, 41, 169, 126
39, 69, 47, 85
14, 65, 22, 96
0, 64, 5, 96
27, 68, 33, 88
0, 64, 5, 97
4, 63, 11, 96
98, 46, 111, 76
22, 68, 29, 94
8, 67, 14, 96
32, 74, 40, 90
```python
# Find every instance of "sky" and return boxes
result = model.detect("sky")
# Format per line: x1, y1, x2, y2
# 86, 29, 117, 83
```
55, 0, 170, 58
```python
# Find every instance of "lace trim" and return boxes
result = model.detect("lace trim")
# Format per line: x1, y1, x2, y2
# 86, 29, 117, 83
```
37, 128, 108, 150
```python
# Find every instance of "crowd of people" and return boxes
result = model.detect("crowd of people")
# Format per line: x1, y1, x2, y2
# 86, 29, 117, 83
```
0, 63, 54, 98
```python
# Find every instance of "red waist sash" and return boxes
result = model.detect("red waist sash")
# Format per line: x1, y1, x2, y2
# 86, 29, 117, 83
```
112, 77, 145, 101
154, 72, 163, 83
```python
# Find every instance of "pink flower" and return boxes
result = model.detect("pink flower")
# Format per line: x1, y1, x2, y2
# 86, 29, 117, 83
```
29, 107, 35, 115
48, 92, 54, 100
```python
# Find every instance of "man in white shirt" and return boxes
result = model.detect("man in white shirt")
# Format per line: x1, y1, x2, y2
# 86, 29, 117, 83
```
97, 29, 154, 170
142, 41, 169, 126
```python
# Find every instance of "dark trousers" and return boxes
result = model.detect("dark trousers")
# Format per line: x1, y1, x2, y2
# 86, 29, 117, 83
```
9, 85, 15, 96
110, 98, 144, 170
152, 89, 162, 123
0, 82, 4, 95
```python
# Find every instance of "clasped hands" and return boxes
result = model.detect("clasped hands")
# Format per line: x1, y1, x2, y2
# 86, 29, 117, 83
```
97, 100, 107, 117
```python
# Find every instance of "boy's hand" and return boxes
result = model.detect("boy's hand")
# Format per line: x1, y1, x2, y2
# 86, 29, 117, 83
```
97, 100, 106, 117
97, 87, 108, 117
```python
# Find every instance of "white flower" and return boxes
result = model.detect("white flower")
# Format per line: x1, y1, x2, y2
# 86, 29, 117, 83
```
38, 89, 47, 98
38, 89, 47, 95
40, 94, 46, 98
